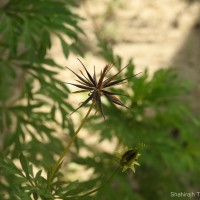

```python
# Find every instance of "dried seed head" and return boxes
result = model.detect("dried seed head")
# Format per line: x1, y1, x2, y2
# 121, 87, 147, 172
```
64, 58, 141, 119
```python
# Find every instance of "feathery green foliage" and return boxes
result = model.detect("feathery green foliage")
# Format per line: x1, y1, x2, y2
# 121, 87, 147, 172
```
0, 0, 200, 200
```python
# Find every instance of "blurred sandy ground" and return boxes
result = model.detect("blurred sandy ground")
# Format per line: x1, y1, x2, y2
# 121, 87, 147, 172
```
49, 0, 200, 73
47, 0, 200, 180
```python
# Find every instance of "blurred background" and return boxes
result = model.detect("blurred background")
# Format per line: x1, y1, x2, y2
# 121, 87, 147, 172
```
0, 0, 200, 199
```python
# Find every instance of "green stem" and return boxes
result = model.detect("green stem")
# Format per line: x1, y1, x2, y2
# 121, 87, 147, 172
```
69, 166, 120, 199
48, 102, 95, 184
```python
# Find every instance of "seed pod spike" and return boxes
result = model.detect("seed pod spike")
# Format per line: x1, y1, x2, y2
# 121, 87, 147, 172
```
77, 58, 96, 86
63, 82, 94, 90
104, 72, 142, 88
101, 89, 130, 97
96, 91, 106, 120
103, 64, 130, 86
69, 91, 95, 116
65, 66, 92, 86
72, 89, 91, 94
93, 65, 97, 85
104, 93, 129, 109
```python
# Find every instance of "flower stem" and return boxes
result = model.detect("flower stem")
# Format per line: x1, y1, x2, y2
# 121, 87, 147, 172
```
69, 166, 120, 198
48, 102, 95, 184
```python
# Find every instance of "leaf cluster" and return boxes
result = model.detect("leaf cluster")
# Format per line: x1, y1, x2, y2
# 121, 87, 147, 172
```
82, 41, 200, 199
1, 1, 200, 200
0, 0, 85, 199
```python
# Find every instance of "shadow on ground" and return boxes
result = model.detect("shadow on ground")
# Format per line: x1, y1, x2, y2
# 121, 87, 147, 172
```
170, 11, 200, 114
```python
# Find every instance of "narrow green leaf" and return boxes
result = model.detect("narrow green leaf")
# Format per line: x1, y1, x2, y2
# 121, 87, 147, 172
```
50, 105, 56, 121
65, 180, 79, 191
60, 37, 69, 58
19, 153, 30, 180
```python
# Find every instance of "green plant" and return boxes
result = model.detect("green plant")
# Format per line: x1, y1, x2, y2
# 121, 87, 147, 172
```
86, 40, 200, 199
0, 0, 83, 159
0, 0, 86, 199
1, 0, 200, 200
